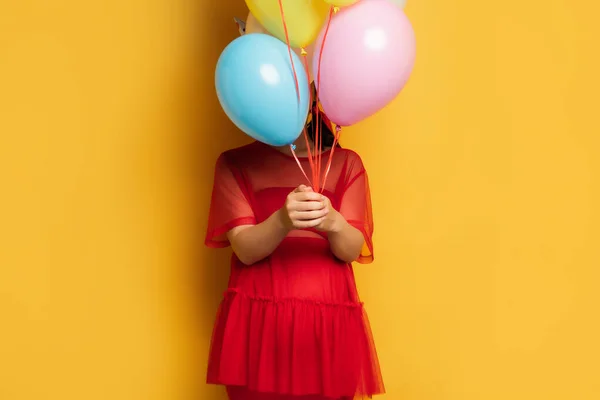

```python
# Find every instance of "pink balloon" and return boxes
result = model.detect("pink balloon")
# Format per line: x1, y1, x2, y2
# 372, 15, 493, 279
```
312, 0, 416, 126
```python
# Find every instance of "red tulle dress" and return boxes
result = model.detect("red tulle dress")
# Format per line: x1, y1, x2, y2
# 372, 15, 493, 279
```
205, 141, 384, 400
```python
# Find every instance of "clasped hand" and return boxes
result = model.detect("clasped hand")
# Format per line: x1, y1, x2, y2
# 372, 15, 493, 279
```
279, 185, 343, 233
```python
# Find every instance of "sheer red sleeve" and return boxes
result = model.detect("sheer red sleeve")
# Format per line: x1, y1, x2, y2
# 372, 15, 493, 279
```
205, 153, 256, 248
339, 152, 374, 264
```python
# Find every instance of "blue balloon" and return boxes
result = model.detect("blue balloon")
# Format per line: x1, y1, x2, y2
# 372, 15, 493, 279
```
215, 33, 310, 147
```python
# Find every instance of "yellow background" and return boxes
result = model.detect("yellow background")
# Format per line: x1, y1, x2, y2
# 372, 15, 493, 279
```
1, 0, 599, 399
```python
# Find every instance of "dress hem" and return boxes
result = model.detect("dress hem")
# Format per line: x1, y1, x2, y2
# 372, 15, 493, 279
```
207, 289, 385, 398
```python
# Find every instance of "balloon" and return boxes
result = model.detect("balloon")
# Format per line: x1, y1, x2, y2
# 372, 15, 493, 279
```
389, 0, 407, 8
312, 0, 415, 126
324, 0, 359, 6
245, 0, 329, 48
215, 34, 310, 146
244, 12, 315, 82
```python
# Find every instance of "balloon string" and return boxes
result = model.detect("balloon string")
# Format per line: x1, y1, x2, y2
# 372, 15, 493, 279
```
279, 0, 316, 188
317, 8, 334, 93
301, 53, 315, 184
303, 127, 316, 186
290, 145, 311, 185
320, 126, 341, 193
278, 0, 300, 103
316, 95, 323, 191
314, 6, 335, 192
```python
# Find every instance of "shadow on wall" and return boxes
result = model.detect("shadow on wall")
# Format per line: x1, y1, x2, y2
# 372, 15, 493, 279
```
178, 0, 250, 398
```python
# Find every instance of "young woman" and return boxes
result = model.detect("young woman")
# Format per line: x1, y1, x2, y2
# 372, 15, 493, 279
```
205, 97, 384, 400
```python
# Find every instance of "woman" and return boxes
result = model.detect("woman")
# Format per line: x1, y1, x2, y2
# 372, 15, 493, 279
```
205, 96, 384, 400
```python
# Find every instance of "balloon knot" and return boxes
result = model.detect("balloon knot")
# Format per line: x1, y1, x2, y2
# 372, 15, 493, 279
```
333, 6, 340, 14
291, 144, 297, 150
335, 126, 342, 133
300, 48, 308, 56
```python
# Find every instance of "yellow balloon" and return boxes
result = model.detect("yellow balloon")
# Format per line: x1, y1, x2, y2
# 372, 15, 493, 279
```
245, 0, 329, 48
324, 0, 359, 6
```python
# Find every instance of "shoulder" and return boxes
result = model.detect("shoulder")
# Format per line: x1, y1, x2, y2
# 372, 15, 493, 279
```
217, 141, 264, 168
337, 148, 366, 172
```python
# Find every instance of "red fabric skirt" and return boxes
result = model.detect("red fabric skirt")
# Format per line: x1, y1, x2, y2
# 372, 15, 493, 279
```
207, 238, 384, 399
226, 385, 353, 400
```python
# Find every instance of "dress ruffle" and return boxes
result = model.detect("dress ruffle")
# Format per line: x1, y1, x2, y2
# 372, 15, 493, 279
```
207, 289, 385, 399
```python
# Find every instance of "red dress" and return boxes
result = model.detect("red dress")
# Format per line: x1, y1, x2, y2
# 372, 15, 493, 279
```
205, 142, 384, 400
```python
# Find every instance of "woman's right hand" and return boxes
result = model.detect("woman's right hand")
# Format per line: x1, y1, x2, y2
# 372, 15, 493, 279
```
279, 185, 329, 230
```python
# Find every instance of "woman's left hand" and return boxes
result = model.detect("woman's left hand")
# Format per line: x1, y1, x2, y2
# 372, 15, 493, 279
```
295, 186, 346, 233
299, 188, 363, 263
315, 195, 345, 233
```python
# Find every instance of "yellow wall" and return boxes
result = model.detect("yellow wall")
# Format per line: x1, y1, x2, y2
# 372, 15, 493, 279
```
1, 0, 599, 399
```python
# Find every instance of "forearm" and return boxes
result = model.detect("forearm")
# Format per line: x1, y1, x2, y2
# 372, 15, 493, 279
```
228, 209, 289, 265
327, 214, 365, 263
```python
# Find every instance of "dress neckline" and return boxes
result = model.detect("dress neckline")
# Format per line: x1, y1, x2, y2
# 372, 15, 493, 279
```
257, 141, 333, 161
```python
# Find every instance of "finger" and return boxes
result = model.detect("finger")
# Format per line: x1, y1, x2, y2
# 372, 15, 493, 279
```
292, 200, 326, 211
294, 184, 312, 193
294, 217, 326, 229
293, 191, 325, 202
291, 208, 328, 221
